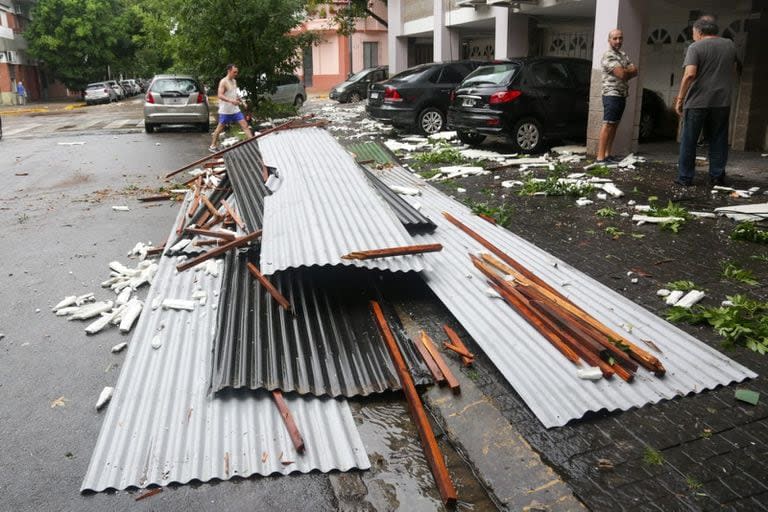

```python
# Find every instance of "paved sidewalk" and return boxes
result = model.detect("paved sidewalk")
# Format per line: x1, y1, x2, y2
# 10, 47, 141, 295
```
0, 99, 85, 116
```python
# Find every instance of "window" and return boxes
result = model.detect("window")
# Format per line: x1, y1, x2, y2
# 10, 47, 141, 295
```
437, 65, 465, 84
566, 61, 591, 88
462, 63, 520, 87
363, 42, 378, 68
529, 62, 570, 88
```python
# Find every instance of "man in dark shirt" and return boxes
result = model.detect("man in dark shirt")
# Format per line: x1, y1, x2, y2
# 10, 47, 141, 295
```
674, 17, 737, 187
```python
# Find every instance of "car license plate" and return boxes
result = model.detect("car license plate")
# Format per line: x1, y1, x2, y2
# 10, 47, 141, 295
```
369, 91, 380, 99
462, 98, 475, 107
167, 98, 186, 105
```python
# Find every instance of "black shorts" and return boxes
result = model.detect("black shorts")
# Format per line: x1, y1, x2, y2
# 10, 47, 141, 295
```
602, 95, 626, 124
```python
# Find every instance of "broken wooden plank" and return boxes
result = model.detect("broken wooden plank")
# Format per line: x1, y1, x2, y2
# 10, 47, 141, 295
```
444, 213, 665, 376
221, 199, 246, 230
271, 390, 305, 453
138, 194, 173, 202
201, 193, 220, 217
134, 487, 163, 501
246, 262, 293, 312
442, 342, 474, 362
176, 230, 262, 272
184, 227, 236, 241
370, 301, 458, 506
341, 244, 443, 260
164, 115, 314, 179
442, 325, 474, 366
413, 331, 446, 384
420, 331, 460, 394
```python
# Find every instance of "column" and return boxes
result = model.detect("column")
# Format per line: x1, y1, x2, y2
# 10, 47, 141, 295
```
434, 0, 460, 62
586, 0, 646, 156
388, 0, 408, 74
495, 10, 528, 59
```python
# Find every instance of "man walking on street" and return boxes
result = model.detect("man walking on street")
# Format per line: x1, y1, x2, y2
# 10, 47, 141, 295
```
596, 29, 638, 164
209, 64, 253, 153
675, 17, 737, 187
16, 81, 26, 105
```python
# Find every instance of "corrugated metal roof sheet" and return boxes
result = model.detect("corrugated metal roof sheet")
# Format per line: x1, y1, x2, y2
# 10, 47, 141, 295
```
211, 251, 432, 396
225, 144, 269, 232
348, 141, 396, 165
257, 127, 427, 275
82, 201, 370, 492
370, 163, 756, 429
361, 166, 437, 233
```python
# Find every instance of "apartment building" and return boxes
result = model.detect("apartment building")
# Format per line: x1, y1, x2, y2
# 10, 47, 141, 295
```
385, 0, 767, 153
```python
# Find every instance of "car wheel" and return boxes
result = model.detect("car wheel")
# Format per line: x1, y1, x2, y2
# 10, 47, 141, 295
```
349, 92, 362, 103
293, 95, 304, 108
511, 117, 544, 153
457, 130, 486, 146
144, 122, 155, 133
417, 107, 445, 135
639, 111, 654, 140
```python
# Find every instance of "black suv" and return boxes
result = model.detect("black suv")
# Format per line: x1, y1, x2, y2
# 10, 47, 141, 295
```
366, 60, 487, 135
448, 57, 592, 152
330, 66, 388, 103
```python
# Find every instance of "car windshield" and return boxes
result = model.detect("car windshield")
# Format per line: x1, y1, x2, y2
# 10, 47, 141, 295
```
390, 66, 435, 83
151, 79, 199, 94
461, 63, 521, 86
347, 69, 373, 82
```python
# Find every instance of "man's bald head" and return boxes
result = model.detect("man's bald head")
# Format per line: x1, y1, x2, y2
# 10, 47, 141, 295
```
608, 29, 624, 51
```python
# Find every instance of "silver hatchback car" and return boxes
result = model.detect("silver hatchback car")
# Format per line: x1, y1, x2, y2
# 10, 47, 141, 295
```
143, 75, 210, 133
84, 82, 117, 105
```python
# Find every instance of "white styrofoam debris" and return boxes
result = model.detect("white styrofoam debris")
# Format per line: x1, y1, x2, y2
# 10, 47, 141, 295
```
713, 203, 768, 222
96, 387, 113, 410
632, 214, 686, 224
84, 306, 124, 335
722, 300, 734, 307
52, 296, 77, 311
57, 141, 86, 146
596, 192, 608, 200
112, 206, 130, 212
75, 293, 95, 306
384, 139, 428, 152
161, 299, 196, 311
69, 301, 114, 321
552, 145, 587, 154
633, 205, 652, 212
111, 342, 128, 353
501, 180, 523, 188
656, 289, 671, 297
203, 259, 220, 277
748, 187, 760, 194
665, 290, 685, 306
576, 197, 594, 206
484, 287, 503, 299
151, 296, 161, 310
689, 211, 717, 219
55, 306, 80, 317
170, 189, 189, 194
627, 200, 636, 206
675, 290, 705, 309
119, 299, 144, 333
109, 261, 138, 276
599, 183, 624, 198
432, 166, 488, 180
116, 287, 132, 306
567, 173, 587, 179
389, 185, 421, 196
427, 131, 457, 140
456, 187, 466, 193
458, 148, 518, 162
576, 367, 603, 380
151, 334, 162, 349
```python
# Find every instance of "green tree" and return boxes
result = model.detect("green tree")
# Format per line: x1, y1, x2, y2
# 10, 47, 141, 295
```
170, 0, 316, 99
27, 0, 130, 90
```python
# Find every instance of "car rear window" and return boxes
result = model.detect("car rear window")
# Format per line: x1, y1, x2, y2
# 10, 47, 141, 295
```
151, 78, 200, 94
461, 63, 521, 87
390, 66, 438, 83
86, 83, 105, 89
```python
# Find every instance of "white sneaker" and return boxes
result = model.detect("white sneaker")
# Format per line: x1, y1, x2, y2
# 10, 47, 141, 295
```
208, 146, 218, 153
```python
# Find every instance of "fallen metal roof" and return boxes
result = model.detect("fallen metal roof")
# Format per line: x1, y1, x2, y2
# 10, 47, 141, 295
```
370, 163, 756, 429
257, 127, 427, 275
82, 201, 370, 492
211, 251, 431, 396
361, 166, 437, 233
225, 144, 269, 232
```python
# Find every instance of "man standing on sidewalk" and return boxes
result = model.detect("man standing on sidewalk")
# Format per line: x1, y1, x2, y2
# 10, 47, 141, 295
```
596, 29, 638, 164
674, 17, 737, 187
16, 81, 26, 105
209, 64, 253, 153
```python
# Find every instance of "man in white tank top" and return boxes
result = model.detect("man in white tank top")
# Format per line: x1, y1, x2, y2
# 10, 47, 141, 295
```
209, 64, 253, 152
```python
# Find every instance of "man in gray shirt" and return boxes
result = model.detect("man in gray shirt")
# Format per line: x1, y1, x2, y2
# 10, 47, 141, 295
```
674, 17, 737, 186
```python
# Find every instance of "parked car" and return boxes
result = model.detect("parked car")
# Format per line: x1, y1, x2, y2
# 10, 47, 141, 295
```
84, 81, 118, 105
143, 74, 209, 133
366, 60, 488, 135
105, 80, 125, 100
263, 74, 307, 107
330, 66, 388, 103
448, 58, 675, 152
120, 79, 140, 96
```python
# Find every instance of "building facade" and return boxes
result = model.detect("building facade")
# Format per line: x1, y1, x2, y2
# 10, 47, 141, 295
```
385, 0, 767, 153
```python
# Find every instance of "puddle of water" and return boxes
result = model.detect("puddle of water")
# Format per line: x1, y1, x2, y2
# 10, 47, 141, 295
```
347, 396, 498, 512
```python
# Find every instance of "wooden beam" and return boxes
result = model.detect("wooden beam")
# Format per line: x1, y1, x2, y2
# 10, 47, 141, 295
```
442, 325, 474, 366
341, 244, 443, 260
445, 213, 666, 376
176, 230, 262, 272
420, 331, 460, 394
271, 390, 305, 453
370, 302, 458, 507
246, 262, 293, 313
221, 199, 246, 231
183, 227, 236, 241
164, 115, 314, 179
138, 194, 173, 202
413, 331, 446, 384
